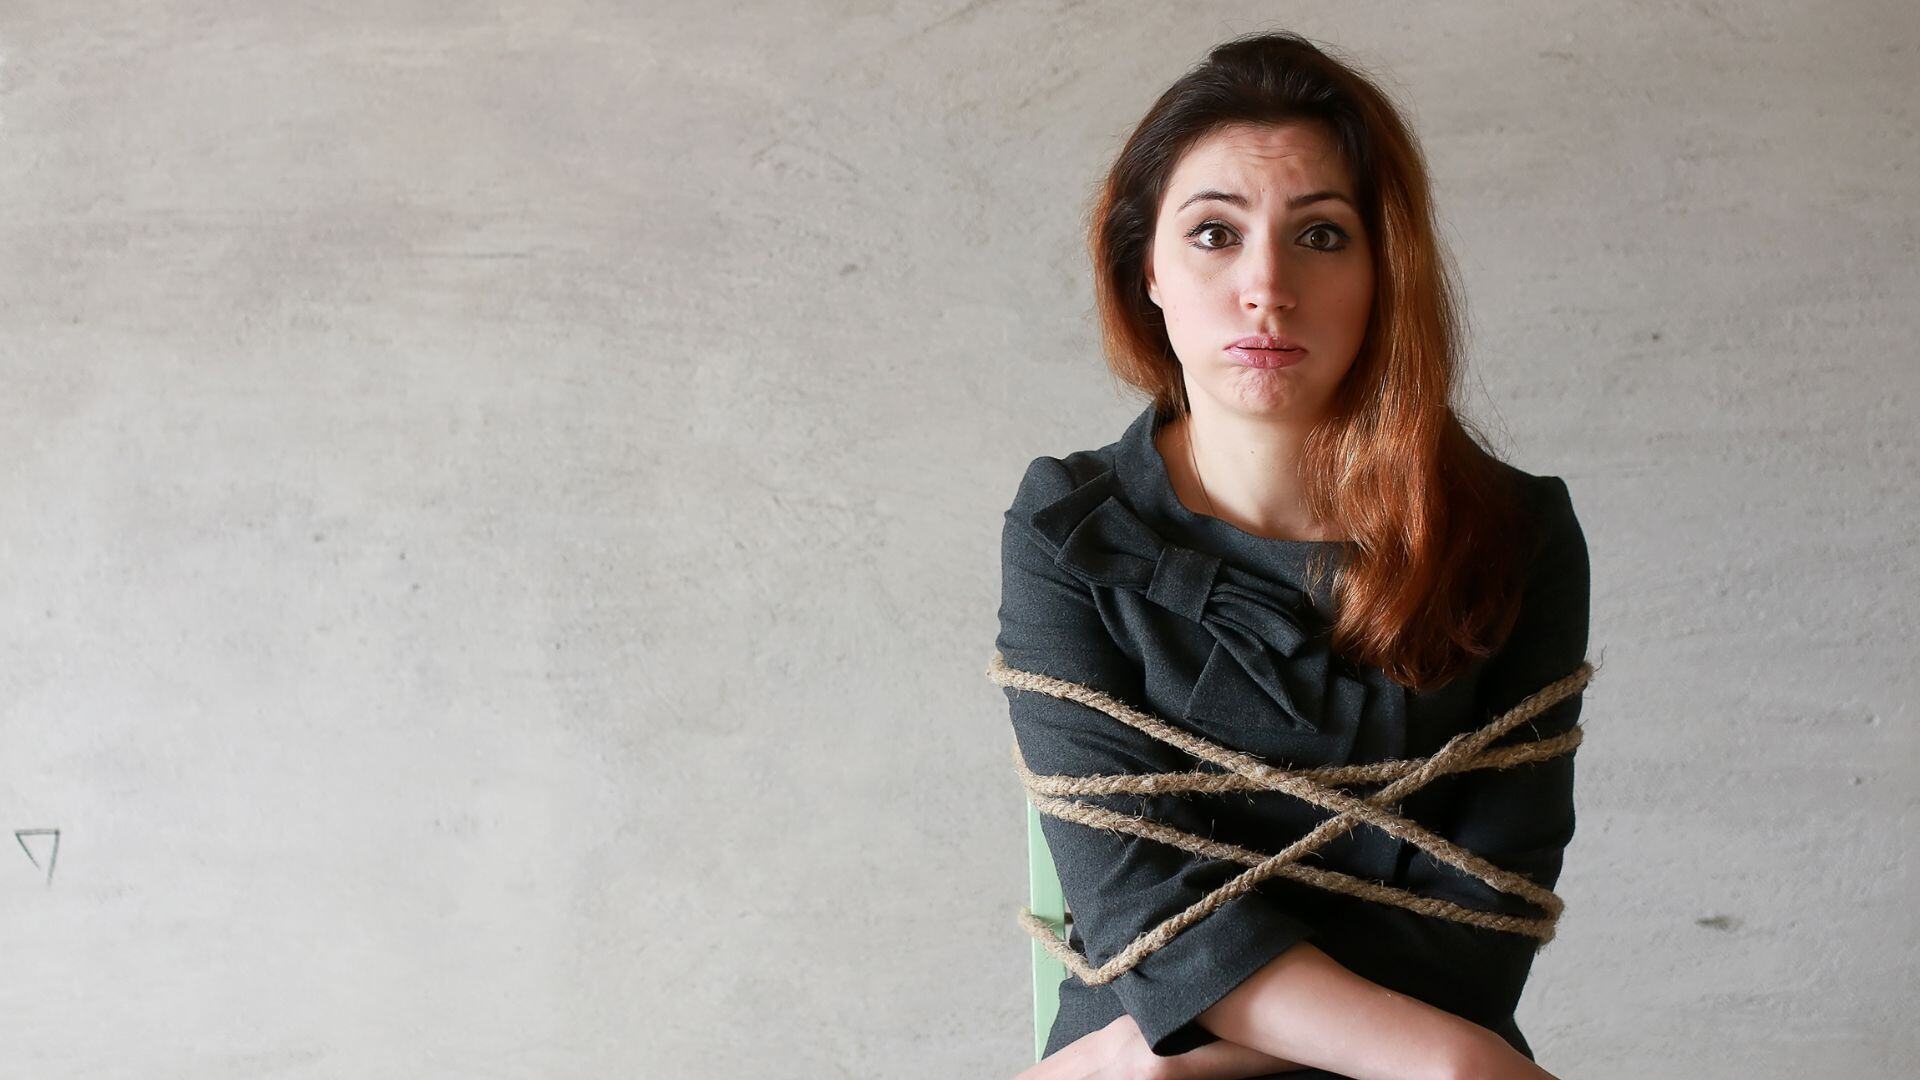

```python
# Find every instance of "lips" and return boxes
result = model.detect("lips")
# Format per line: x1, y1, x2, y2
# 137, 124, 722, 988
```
1226, 334, 1306, 369
1226, 346, 1305, 369
1230, 334, 1304, 351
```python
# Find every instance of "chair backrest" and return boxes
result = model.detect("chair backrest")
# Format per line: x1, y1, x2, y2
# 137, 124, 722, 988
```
1025, 801, 1069, 1062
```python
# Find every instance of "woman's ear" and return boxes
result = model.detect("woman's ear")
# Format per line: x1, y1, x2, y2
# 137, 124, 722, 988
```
1143, 235, 1162, 309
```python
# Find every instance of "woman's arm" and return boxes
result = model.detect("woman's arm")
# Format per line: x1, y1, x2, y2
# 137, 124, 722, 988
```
1421, 474, 1589, 922
1013, 1013, 1308, 1080
1029, 972, 1551, 1076
997, 456, 1322, 1057
1194, 942, 1548, 1080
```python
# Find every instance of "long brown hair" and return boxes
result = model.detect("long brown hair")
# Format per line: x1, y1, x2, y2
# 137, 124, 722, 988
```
1088, 30, 1531, 691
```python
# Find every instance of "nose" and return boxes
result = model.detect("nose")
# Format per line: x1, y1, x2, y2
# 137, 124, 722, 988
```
1239, 235, 1298, 313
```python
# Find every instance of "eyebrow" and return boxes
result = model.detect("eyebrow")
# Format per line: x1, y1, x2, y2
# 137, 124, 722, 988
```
1175, 188, 1355, 213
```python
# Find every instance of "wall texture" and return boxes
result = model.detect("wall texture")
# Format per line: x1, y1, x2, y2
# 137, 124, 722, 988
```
0, 2, 1913, 1077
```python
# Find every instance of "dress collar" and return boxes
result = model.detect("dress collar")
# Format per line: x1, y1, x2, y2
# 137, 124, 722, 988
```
1110, 400, 1350, 616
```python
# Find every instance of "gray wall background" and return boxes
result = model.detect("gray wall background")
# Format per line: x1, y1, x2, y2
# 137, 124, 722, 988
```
2, 2, 1914, 1077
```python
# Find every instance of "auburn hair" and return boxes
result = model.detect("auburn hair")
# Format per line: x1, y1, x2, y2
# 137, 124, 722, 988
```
1087, 30, 1531, 691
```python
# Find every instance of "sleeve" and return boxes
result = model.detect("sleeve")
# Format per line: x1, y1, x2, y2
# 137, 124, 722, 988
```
1425, 474, 1591, 920
996, 455, 1319, 1057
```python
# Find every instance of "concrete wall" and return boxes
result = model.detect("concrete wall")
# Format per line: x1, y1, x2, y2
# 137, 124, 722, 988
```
1, 2, 1912, 1077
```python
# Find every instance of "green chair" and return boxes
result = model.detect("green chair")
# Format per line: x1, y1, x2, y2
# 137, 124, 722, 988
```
1026, 801, 1070, 1062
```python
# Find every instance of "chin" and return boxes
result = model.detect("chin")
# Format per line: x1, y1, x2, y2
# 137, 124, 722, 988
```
1213, 370, 1316, 419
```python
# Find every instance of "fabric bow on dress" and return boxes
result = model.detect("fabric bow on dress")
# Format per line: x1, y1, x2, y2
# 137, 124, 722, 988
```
1024, 465, 1407, 771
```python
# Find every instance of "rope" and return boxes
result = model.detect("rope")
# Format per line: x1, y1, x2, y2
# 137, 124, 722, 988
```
986, 649, 1593, 987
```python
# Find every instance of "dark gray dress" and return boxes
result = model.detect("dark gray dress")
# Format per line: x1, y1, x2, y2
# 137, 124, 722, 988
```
994, 402, 1591, 1074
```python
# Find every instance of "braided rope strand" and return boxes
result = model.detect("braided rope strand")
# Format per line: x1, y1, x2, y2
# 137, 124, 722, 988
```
987, 650, 1593, 987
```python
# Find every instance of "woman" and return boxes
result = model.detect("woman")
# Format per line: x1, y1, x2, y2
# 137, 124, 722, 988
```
994, 31, 1592, 1080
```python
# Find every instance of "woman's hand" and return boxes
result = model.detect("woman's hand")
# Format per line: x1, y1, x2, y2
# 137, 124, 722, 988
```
1014, 1014, 1308, 1080
1013, 1015, 1167, 1080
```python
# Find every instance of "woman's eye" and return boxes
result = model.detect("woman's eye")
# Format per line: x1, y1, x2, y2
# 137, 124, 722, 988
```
1186, 222, 1236, 249
1301, 223, 1350, 251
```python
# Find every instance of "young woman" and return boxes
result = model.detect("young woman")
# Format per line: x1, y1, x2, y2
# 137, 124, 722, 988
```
994, 32, 1592, 1080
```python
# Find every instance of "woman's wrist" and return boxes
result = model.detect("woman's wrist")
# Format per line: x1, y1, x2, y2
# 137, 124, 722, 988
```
1433, 1022, 1555, 1080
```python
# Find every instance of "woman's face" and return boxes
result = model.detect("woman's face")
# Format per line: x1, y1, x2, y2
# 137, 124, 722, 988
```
1146, 121, 1374, 426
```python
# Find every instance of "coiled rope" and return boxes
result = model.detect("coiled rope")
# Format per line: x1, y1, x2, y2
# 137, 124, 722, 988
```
986, 650, 1593, 987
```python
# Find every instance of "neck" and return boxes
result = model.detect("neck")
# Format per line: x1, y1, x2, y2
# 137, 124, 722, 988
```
1169, 400, 1332, 542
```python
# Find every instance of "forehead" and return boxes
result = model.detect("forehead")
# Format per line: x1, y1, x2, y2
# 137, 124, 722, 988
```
1164, 121, 1351, 202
